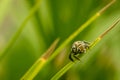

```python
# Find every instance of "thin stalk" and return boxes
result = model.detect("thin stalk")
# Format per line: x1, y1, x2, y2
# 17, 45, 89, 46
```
20, 38, 59, 80
21, 0, 115, 79
25, 0, 115, 79
47, 0, 115, 64
0, 0, 41, 61
51, 18, 120, 80
90, 17, 120, 48
51, 62, 74, 80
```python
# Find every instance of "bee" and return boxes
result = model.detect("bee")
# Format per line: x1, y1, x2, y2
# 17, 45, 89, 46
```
69, 41, 90, 62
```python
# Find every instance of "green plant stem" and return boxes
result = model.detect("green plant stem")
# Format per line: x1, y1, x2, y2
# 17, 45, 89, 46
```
21, 59, 46, 80
51, 18, 120, 80
90, 17, 120, 49
21, 0, 115, 79
47, 0, 115, 65
48, 13, 100, 62
21, 38, 59, 80
0, 0, 41, 61
22, 1, 115, 79
51, 62, 74, 80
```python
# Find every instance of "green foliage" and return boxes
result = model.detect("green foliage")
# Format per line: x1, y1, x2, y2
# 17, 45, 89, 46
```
0, 0, 120, 80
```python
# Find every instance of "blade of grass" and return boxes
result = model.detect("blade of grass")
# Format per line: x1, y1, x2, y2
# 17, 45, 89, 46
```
51, 62, 74, 80
51, 18, 120, 80
47, 0, 116, 63
20, 38, 59, 80
29, 0, 115, 79
20, 0, 115, 79
90, 17, 120, 48
0, 0, 41, 61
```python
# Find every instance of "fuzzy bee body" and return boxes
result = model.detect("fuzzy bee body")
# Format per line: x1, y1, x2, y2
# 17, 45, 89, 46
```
69, 41, 90, 62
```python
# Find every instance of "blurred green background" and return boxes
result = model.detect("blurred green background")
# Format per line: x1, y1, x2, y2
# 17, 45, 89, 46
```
0, 0, 120, 80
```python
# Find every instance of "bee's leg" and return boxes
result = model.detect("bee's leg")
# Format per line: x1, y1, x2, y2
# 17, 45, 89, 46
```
69, 52, 74, 62
73, 54, 80, 61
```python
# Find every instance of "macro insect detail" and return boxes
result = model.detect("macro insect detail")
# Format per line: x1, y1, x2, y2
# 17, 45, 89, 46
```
69, 41, 90, 62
